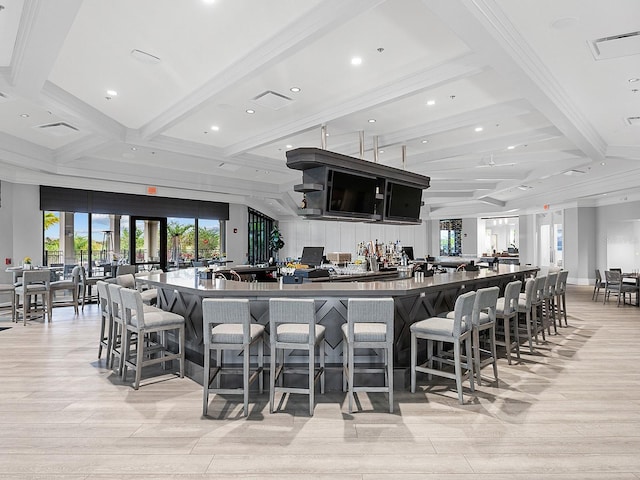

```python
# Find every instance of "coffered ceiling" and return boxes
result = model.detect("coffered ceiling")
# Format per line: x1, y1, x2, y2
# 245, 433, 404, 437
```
0, 0, 639, 219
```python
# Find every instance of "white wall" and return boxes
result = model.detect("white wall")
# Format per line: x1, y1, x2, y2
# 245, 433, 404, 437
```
595, 200, 640, 275
461, 218, 478, 255
279, 218, 429, 261
0, 182, 42, 283
564, 206, 597, 285
225, 204, 248, 266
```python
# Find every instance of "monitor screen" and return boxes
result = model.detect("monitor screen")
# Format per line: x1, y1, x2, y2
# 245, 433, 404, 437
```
385, 182, 422, 221
328, 170, 377, 215
300, 246, 324, 267
403, 246, 414, 260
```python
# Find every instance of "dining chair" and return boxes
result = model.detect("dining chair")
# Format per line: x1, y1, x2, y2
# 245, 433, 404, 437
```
543, 272, 559, 335
592, 269, 605, 301
14, 269, 51, 325
604, 270, 637, 307
410, 290, 476, 404
49, 265, 80, 314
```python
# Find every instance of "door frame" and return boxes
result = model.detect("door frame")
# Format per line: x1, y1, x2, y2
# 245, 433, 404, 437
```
129, 216, 168, 271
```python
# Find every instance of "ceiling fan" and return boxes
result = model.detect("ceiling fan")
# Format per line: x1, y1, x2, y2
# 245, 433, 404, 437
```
477, 154, 516, 168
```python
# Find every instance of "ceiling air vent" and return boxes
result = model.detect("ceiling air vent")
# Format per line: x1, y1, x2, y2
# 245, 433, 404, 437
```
588, 30, 640, 60
0, 91, 10, 103
626, 116, 640, 126
252, 90, 293, 110
35, 122, 79, 137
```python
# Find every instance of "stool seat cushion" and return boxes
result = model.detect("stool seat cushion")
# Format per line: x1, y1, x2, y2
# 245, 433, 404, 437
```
131, 310, 184, 328
0, 284, 15, 292
50, 280, 74, 289
140, 289, 157, 303
210, 323, 265, 344
275, 323, 325, 343
15, 284, 48, 295
410, 316, 468, 337
341, 322, 387, 342
442, 310, 492, 325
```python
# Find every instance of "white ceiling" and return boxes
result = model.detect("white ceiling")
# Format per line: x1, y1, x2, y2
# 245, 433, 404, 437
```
0, 0, 639, 220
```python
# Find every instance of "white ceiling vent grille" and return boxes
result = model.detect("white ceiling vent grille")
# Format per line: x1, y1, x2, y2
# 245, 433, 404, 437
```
218, 162, 241, 172
626, 116, 640, 126
35, 122, 80, 137
0, 91, 10, 103
588, 31, 640, 60
252, 90, 293, 110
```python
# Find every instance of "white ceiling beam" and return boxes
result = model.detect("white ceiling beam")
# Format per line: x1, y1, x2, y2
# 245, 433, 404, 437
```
10, 0, 82, 97
224, 53, 486, 157
606, 145, 640, 161
425, 0, 606, 163
54, 135, 115, 165
138, 0, 386, 140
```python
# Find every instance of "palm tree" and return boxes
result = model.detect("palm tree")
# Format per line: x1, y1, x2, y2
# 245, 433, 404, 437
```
44, 212, 59, 230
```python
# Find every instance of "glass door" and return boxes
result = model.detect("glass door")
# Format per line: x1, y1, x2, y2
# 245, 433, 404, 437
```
130, 217, 167, 271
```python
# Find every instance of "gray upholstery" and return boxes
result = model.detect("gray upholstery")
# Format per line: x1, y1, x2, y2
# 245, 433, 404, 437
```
275, 323, 326, 343
201, 298, 264, 417
269, 298, 325, 416
495, 280, 522, 365
342, 297, 394, 414
410, 290, 476, 404
119, 287, 185, 390
14, 269, 51, 325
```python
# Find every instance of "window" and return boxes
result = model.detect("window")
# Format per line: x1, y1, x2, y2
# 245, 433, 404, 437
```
440, 219, 462, 256
248, 208, 274, 265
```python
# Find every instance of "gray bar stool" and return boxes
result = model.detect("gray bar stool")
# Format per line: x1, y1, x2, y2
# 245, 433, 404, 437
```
410, 290, 476, 404
14, 270, 51, 325
96, 281, 113, 360
119, 287, 185, 390
470, 286, 500, 386
0, 283, 16, 320
202, 298, 265, 417
516, 277, 536, 353
495, 280, 522, 365
555, 270, 569, 326
342, 297, 394, 413
543, 272, 559, 335
532, 276, 547, 343
269, 298, 325, 416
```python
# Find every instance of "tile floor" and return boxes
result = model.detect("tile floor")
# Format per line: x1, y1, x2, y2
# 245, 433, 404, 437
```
0, 285, 639, 479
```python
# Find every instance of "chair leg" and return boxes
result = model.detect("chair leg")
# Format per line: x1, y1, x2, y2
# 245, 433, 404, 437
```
269, 343, 276, 414
387, 343, 393, 414
134, 332, 145, 390
465, 336, 474, 394
490, 326, 498, 382
243, 343, 250, 417
203, 346, 210, 416
410, 333, 417, 393
454, 341, 464, 405
504, 317, 512, 365
347, 341, 354, 414
342, 339, 347, 393
513, 315, 521, 360
308, 346, 315, 417
258, 338, 264, 394
319, 340, 325, 395
179, 325, 185, 378
473, 328, 482, 386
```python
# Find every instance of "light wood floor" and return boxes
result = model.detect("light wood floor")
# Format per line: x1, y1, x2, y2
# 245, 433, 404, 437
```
0, 285, 639, 479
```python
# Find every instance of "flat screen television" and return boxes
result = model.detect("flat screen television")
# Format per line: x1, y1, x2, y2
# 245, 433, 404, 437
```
403, 246, 414, 260
385, 182, 423, 222
300, 246, 324, 267
327, 170, 377, 216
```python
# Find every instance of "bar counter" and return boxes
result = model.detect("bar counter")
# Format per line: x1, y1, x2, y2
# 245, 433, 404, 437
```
142, 265, 537, 375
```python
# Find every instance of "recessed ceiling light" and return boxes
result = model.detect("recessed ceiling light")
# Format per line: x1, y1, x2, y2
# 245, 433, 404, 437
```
628, 78, 639, 83
285, 144, 293, 149
379, 149, 384, 153
130, 147, 137, 151
632, 89, 639, 93
246, 109, 255, 114
475, 126, 483, 132
210, 125, 220, 131
507, 145, 516, 150
368, 119, 376, 123
290, 87, 301, 93
106, 90, 118, 97
601, 162, 606, 166
19, 113, 29, 118
203, 0, 215, 4
351, 57, 362, 66
421, 140, 428, 144
426, 100, 436, 106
